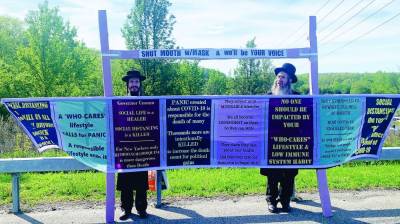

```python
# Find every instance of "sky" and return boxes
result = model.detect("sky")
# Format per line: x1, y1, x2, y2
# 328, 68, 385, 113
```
1, 0, 399, 75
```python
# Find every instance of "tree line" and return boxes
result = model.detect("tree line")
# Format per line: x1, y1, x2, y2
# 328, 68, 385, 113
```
0, 0, 399, 118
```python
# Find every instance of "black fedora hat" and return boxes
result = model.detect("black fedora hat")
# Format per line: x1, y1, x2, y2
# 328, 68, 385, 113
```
122, 70, 146, 82
274, 63, 297, 83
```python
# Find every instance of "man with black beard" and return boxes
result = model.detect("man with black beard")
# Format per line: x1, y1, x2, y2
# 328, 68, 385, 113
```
124, 70, 144, 96
118, 70, 149, 220
260, 63, 299, 213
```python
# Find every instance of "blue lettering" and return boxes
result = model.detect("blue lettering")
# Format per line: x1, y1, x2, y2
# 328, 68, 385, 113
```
251, 50, 265, 56
141, 50, 157, 57
65, 114, 82, 119
184, 49, 209, 56
224, 50, 233, 55
160, 49, 181, 57
268, 50, 284, 57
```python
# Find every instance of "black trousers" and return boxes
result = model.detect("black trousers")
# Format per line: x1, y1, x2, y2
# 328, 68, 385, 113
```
120, 189, 147, 213
266, 174, 295, 206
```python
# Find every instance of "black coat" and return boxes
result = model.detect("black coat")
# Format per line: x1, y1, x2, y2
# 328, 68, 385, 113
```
260, 90, 300, 177
117, 172, 149, 191
117, 92, 149, 191
260, 168, 298, 177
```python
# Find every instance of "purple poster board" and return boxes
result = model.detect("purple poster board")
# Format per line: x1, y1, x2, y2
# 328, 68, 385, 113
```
355, 97, 400, 157
2, 95, 399, 171
267, 98, 314, 166
166, 99, 211, 166
112, 99, 161, 170
214, 99, 266, 166
4, 101, 59, 151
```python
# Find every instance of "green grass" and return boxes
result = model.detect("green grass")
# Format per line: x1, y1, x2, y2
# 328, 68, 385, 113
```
0, 149, 68, 158
1, 161, 400, 206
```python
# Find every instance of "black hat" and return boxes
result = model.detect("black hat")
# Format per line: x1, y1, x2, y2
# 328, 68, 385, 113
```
122, 70, 146, 82
274, 63, 297, 83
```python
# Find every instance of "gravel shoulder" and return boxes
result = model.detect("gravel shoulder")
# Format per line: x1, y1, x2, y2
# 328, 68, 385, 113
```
1, 190, 399, 223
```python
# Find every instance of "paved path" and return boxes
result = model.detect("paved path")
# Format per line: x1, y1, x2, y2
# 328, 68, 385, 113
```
1, 190, 399, 223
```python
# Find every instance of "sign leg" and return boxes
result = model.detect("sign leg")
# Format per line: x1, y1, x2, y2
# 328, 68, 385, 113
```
156, 170, 162, 208
106, 173, 115, 223
317, 169, 333, 217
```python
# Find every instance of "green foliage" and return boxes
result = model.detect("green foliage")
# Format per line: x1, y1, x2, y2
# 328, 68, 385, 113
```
0, 116, 34, 154
232, 38, 274, 95
384, 132, 400, 147
173, 60, 207, 95
0, 58, 22, 106
0, 2, 107, 117
16, 1, 96, 97
122, 0, 176, 96
70, 47, 103, 96
0, 16, 27, 115
0, 16, 25, 65
204, 69, 233, 95
122, 0, 175, 50
292, 74, 309, 94
294, 72, 400, 94
0, 115, 69, 156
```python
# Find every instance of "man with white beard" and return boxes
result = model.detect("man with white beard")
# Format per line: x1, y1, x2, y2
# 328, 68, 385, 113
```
260, 63, 299, 213
271, 63, 299, 96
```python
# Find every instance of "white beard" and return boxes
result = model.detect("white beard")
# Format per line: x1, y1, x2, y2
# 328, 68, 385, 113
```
271, 84, 291, 96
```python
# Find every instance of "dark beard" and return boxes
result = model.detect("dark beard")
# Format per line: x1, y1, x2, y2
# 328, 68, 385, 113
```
129, 90, 140, 96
